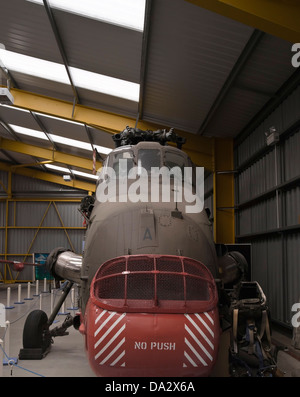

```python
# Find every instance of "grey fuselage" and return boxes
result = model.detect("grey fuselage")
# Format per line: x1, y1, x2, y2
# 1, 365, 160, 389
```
80, 142, 218, 313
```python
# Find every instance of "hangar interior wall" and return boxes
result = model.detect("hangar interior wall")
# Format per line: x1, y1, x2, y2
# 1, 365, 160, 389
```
234, 85, 300, 328
0, 173, 86, 282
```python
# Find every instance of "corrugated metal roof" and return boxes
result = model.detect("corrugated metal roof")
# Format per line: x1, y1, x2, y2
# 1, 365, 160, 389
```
0, 0, 298, 184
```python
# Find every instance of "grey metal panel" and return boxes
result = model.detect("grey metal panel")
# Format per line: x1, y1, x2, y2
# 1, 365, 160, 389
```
238, 167, 251, 203
238, 149, 278, 203
75, 87, 139, 120
53, 10, 143, 83
0, 202, 6, 227
32, 229, 83, 253
142, 0, 254, 133
285, 187, 300, 227
238, 207, 251, 235
284, 130, 300, 181
282, 86, 300, 131
0, 230, 4, 252
38, 114, 88, 142
235, 34, 295, 97
267, 236, 284, 322
0, 0, 62, 63
9, 71, 74, 102
7, 228, 36, 254
90, 127, 115, 151
11, 173, 81, 193
51, 202, 83, 227
13, 201, 50, 227
251, 239, 268, 292
0, 171, 8, 194
286, 233, 300, 323
236, 88, 300, 168
203, 86, 270, 138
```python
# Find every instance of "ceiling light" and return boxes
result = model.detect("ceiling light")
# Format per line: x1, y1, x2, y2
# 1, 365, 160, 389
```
27, 0, 146, 32
45, 164, 99, 180
9, 124, 112, 155
0, 49, 140, 102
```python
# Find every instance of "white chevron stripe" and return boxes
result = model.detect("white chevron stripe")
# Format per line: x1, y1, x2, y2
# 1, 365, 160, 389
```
204, 311, 214, 324
95, 309, 108, 325
94, 312, 126, 349
94, 311, 116, 337
195, 313, 214, 338
184, 338, 207, 366
185, 314, 214, 350
100, 337, 125, 365
95, 324, 126, 360
185, 324, 213, 361
184, 351, 197, 367
110, 350, 125, 366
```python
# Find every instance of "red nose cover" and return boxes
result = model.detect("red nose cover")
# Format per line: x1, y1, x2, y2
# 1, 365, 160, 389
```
83, 255, 220, 377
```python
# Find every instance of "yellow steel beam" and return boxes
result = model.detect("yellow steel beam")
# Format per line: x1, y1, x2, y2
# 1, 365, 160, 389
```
0, 137, 101, 171
213, 138, 235, 244
10, 88, 214, 170
186, 0, 300, 43
0, 161, 96, 192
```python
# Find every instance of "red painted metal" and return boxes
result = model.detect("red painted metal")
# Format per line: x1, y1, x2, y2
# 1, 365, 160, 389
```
81, 255, 220, 377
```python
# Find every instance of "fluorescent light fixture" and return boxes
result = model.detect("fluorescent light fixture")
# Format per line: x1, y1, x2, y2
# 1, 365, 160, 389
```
9, 124, 112, 155
27, 0, 146, 32
45, 163, 99, 180
0, 49, 140, 102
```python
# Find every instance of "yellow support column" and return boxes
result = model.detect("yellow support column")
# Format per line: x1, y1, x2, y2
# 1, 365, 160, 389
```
213, 138, 235, 244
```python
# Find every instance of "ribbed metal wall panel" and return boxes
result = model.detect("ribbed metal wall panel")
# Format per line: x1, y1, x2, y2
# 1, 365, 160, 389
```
0, 202, 6, 227
286, 233, 300, 322
235, 85, 300, 327
238, 149, 279, 204
284, 130, 300, 181
267, 236, 284, 323
285, 187, 300, 227
0, 172, 85, 282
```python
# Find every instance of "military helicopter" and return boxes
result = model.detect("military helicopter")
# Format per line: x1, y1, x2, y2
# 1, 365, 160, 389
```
19, 127, 278, 377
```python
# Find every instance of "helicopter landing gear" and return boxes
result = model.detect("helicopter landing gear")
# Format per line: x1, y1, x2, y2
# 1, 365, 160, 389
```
19, 309, 51, 359
19, 281, 76, 360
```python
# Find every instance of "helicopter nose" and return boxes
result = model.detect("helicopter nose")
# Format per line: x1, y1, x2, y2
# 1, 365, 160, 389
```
83, 254, 220, 377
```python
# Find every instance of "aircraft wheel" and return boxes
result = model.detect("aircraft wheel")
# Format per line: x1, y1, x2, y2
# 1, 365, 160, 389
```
23, 309, 51, 350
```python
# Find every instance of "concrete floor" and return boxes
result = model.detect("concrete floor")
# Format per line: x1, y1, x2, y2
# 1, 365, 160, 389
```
0, 282, 299, 378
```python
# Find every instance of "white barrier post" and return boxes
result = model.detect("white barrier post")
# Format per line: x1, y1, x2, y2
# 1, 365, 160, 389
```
0, 339, 3, 377
5, 287, 14, 309
34, 279, 39, 296
67, 288, 78, 310
58, 291, 70, 315
39, 293, 42, 310
14, 284, 25, 305
3, 321, 18, 366
43, 278, 47, 293
24, 282, 33, 301
50, 290, 54, 313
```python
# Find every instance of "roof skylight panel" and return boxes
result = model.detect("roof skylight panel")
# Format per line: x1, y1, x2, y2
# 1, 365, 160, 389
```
9, 124, 112, 155
0, 49, 140, 102
26, 0, 146, 32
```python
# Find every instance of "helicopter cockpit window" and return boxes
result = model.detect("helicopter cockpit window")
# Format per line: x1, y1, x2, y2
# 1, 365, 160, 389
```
137, 149, 161, 173
112, 150, 134, 178
164, 151, 186, 170
164, 151, 186, 179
